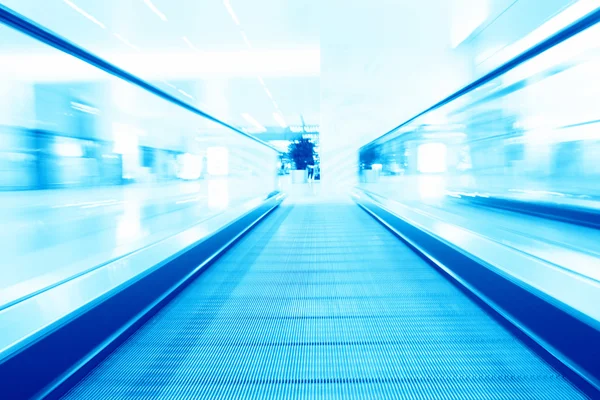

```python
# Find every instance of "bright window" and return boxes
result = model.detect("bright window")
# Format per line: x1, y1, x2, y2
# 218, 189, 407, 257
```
418, 143, 447, 173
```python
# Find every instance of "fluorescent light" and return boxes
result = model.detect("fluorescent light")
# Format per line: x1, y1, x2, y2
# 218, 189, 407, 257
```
63, 0, 106, 29
143, 0, 168, 21
241, 31, 252, 48
242, 113, 266, 132
113, 33, 140, 51
178, 89, 194, 99
182, 36, 198, 51
273, 112, 287, 128
223, 0, 240, 25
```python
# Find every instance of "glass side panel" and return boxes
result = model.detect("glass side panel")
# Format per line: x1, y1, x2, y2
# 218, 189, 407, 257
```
357, 18, 600, 282
0, 23, 279, 308
359, 22, 600, 205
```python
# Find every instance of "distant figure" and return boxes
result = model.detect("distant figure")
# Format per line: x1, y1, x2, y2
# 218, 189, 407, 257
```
307, 165, 314, 180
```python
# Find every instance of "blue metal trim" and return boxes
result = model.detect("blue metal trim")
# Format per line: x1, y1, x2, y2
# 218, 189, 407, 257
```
0, 4, 280, 154
354, 192, 600, 397
459, 195, 600, 229
0, 193, 284, 399
362, 7, 600, 150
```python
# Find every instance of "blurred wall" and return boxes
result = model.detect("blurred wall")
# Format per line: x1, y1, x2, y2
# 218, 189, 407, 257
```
319, 0, 472, 191
319, 0, 578, 191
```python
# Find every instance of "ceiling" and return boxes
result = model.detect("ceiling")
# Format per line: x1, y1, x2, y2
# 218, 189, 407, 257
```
0, 0, 578, 185
0, 0, 320, 129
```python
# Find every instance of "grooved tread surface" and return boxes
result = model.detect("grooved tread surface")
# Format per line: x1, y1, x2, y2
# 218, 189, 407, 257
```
62, 202, 587, 399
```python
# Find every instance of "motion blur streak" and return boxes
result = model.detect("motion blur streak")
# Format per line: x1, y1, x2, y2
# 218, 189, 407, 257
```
1, 0, 600, 398
358, 1, 600, 284
0, 6, 279, 309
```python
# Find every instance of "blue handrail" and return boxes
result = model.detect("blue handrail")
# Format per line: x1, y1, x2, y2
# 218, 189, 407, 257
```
362, 7, 600, 150
0, 4, 281, 153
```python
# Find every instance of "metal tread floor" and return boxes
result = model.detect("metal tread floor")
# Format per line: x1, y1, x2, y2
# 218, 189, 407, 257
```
61, 202, 588, 399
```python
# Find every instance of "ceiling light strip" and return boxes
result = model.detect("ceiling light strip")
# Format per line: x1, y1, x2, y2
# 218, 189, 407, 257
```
240, 31, 252, 48
63, 0, 106, 29
182, 36, 198, 51
0, 5, 279, 151
273, 112, 287, 128
242, 113, 266, 132
113, 33, 140, 51
223, 0, 240, 25
143, 0, 168, 21
178, 89, 194, 100
222, 1, 286, 129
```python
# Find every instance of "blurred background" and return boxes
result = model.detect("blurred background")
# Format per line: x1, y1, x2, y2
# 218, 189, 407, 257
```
356, 0, 600, 203
1, 0, 599, 309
